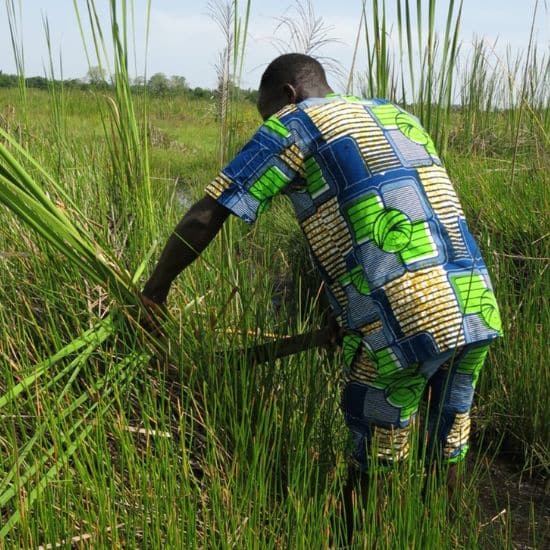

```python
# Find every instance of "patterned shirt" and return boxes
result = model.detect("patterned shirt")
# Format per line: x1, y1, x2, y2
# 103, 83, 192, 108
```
205, 95, 502, 368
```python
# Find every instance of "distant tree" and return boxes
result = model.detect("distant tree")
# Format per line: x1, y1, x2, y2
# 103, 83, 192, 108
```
148, 72, 169, 95
132, 75, 146, 87
85, 65, 107, 86
64, 78, 83, 89
25, 76, 48, 89
169, 75, 187, 93
192, 86, 211, 99
0, 71, 18, 88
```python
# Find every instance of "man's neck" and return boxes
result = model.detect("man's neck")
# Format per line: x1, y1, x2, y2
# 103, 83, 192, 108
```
300, 84, 334, 101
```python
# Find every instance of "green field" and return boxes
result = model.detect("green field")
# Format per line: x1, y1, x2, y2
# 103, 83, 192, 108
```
0, 1, 549, 548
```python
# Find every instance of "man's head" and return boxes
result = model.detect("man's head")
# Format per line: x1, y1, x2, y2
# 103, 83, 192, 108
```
257, 53, 332, 120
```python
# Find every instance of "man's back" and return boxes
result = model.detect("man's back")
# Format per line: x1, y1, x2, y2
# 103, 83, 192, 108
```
206, 95, 502, 366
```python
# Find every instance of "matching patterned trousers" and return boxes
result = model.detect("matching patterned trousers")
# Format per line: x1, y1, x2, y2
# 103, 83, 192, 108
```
341, 340, 492, 470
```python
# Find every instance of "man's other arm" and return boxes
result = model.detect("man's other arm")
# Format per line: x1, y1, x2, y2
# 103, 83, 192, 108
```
142, 195, 230, 304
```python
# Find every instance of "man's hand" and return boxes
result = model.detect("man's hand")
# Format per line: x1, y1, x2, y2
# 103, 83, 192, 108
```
321, 314, 346, 349
138, 293, 168, 335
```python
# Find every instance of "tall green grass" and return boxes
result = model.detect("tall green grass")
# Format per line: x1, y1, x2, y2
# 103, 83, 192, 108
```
355, 0, 464, 155
355, 0, 549, 160
73, 0, 156, 255
0, 0, 547, 547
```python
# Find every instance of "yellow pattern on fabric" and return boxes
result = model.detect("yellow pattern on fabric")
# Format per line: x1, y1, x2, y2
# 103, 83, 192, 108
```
302, 197, 353, 281
205, 172, 233, 200
279, 144, 304, 175
301, 197, 355, 320
384, 266, 466, 351
359, 320, 383, 335
372, 425, 411, 462
443, 412, 470, 458
304, 101, 402, 174
417, 165, 468, 256
349, 347, 378, 384
274, 104, 299, 118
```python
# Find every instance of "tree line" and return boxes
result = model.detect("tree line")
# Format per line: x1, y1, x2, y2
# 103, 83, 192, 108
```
0, 67, 258, 103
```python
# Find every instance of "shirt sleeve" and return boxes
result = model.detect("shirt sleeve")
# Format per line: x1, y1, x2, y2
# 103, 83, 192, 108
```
205, 108, 305, 223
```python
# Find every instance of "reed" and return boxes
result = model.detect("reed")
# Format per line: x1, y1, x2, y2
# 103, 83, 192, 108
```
209, 0, 252, 165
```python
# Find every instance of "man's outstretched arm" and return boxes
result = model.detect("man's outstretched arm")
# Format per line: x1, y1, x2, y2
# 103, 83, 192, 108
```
142, 195, 230, 304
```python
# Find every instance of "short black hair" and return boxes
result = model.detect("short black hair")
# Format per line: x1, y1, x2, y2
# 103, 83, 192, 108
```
259, 53, 328, 92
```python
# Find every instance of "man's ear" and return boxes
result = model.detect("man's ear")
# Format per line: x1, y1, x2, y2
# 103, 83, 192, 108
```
283, 83, 298, 104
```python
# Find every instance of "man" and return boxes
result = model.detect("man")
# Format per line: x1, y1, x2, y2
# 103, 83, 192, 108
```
142, 53, 502, 540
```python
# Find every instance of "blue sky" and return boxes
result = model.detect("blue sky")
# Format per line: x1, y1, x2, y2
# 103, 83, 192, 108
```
0, 1, 548, 90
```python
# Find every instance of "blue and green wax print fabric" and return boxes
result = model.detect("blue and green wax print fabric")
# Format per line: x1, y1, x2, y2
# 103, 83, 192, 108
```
205, 95, 502, 367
